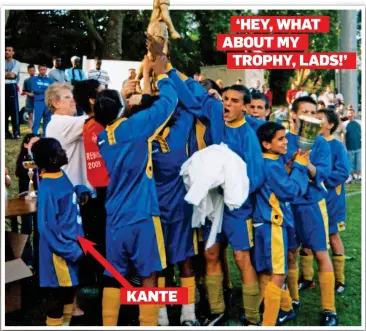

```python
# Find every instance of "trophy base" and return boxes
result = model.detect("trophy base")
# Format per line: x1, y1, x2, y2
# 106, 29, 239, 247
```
298, 138, 315, 151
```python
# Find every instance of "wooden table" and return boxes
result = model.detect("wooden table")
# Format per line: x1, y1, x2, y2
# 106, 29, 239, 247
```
5, 198, 37, 218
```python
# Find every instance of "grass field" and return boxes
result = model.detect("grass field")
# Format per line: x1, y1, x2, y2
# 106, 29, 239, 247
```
4, 125, 362, 326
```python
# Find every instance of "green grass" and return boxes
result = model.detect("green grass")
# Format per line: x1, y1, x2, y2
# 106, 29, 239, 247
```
5, 125, 362, 326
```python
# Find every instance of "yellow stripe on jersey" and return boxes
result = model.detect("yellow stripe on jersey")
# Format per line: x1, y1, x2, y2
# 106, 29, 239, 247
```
246, 218, 254, 247
336, 185, 342, 195
269, 193, 284, 226
155, 127, 171, 153
195, 119, 207, 151
53, 254, 72, 287
271, 224, 285, 274
41, 171, 63, 179
318, 199, 330, 249
225, 117, 246, 128
106, 117, 127, 145
152, 216, 167, 269
193, 229, 198, 255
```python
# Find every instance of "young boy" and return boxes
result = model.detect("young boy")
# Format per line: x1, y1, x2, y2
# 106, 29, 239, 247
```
31, 138, 86, 326
249, 92, 270, 121
254, 122, 310, 326
316, 109, 350, 294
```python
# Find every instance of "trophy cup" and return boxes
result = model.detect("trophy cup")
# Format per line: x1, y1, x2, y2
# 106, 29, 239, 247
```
297, 115, 323, 151
22, 159, 37, 200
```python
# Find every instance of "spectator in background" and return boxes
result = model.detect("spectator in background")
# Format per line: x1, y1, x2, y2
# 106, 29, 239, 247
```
250, 79, 261, 94
22, 64, 36, 129
216, 79, 224, 89
65, 56, 86, 85
310, 87, 318, 102
273, 105, 288, 123
295, 85, 309, 98
344, 106, 361, 183
336, 102, 345, 117
323, 85, 336, 108
49, 56, 67, 83
317, 100, 326, 110
286, 82, 297, 107
5, 46, 21, 140
263, 84, 273, 111
236, 78, 243, 85
335, 88, 344, 106
88, 57, 111, 89
31, 64, 54, 135
122, 68, 136, 87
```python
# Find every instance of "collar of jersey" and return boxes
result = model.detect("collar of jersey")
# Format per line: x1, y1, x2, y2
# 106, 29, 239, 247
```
225, 117, 246, 128
324, 135, 334, 141
263, 153, 280, 160
40, 171, 63, 179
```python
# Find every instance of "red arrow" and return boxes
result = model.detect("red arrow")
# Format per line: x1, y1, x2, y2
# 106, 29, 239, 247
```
77, 236, 133, 290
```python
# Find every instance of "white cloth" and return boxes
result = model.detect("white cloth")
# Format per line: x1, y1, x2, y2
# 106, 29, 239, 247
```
295, 91, 309, 99
180, 143, 250, 248
46, 114, 92, 191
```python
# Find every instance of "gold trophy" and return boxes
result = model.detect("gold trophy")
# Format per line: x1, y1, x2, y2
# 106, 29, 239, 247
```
297, 115, 323, 151
135, 0, 180, 95
22, 160, 37, 199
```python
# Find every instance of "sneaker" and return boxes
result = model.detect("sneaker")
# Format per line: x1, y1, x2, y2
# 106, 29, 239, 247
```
292, 300, 301, 312
335, 281, 346, 294
239, 310, 261, 326
181, 319, 200, 326
204, 313, 227, 326
321, 310, 338, 326
13, 135, 20, 140
298, 278, 316, 291
276, 309, 296, 326
345, 175, 353, 184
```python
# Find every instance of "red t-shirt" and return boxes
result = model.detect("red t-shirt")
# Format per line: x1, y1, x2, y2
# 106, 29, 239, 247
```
287, 89, 298, 104
83, 118, 110, 188
265, 90, 273, 108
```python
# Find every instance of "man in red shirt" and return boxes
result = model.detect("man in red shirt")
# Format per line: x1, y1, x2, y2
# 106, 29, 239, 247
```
286, 82, 298, 107
263, 84, 273, 111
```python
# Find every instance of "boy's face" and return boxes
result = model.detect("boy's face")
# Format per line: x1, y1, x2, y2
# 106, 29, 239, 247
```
39, 66, 47, 76
315, 112, 331, 136
28, 67, 36, 77
263, 130, 288, 155
250, 99, 269, 120
54, 144, 68, 168
292, 101, 317, 127
223, 90, 246, 122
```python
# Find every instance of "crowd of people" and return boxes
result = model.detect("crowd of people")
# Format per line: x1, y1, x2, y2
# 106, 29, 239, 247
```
4, 38, 362, 328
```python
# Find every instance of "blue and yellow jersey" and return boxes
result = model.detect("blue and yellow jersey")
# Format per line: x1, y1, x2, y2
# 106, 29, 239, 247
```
37, 171, 84, 287
324, 136, 350, 223
285, 131, 331, 204
254, 153, 309, 228
245, 115, 266, 132
152, 106, 194, 224
98, 75, 178, 228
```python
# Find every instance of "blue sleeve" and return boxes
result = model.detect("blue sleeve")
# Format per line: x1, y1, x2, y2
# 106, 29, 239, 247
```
65, 69, 71, 82
31, 78, 43, 95
243, 128, 265, 194
114, 76, 178, 142
311, 137, 331, 186
284, 132, 298, 163
75, 185, 91, 198
245, 115, 266, 132
81, 70, 86, 80
38, 189, 83, 262
325, 142, 350, 188
267, 160, 309, 201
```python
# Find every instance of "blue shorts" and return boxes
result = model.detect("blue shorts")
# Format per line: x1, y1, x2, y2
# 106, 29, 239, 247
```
105, 217, 166, 278
292, 200, 329, 251
252, 223, 289, 275
162, 217, 198, 265
287, 225, 300, 250
327, 188, 346, 235
203, 217, 253, 251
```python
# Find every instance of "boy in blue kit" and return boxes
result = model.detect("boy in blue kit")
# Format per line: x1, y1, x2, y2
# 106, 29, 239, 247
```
31, 64, 54, 135
286, 96, 337, 326
316, 109, 350, 294
31, 138, 86, 327
97, 54, 178, 326
254, 122, 310, 326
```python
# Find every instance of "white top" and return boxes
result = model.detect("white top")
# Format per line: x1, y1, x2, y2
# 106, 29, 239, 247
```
46, 114, 92, 190
295, 91, 309, 98
88, 69, 111, 88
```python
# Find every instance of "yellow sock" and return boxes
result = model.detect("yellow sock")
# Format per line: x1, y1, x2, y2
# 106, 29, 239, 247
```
287, 269, 299, 301
181, 277, 196, 304
139, 304, 159, 326
262, 281, 282, 326
102, 287, 120, 326
205, 274, 225, 314
222, 247, 233, 289
46, 316, 63, 326
280, 288, 293, 312
332, 255, 345, 284
318, 272, 336, 312
242, 282, 260, 324
300, 253, 314, 281
63, 303, 73, 325
259, 273, 271, 304
158, 276, 166, 309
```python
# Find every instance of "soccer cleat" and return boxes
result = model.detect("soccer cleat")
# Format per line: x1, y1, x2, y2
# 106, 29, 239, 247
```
239, 309, 261, 326
298, 277, 316, 291
181, 319, 200, 326
292, 300, 301, 312
335, 281, 346, 294
321, 310, 338, 326
276, 309, 296, 326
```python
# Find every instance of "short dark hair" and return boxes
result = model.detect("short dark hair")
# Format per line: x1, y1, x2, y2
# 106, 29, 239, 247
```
94, 90, 123, 127
27, 64, 35, 70
317, 100, 326, 107
200, 79, 222, 95
317, 108, 339, 134
251, 92, 270, 109
292, 96, 317, 113
73, 79, 101, 114
31, 137, 65, 171
257, 122, 286, 152
38, 64, 47, 68
227, 84, 251, 104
